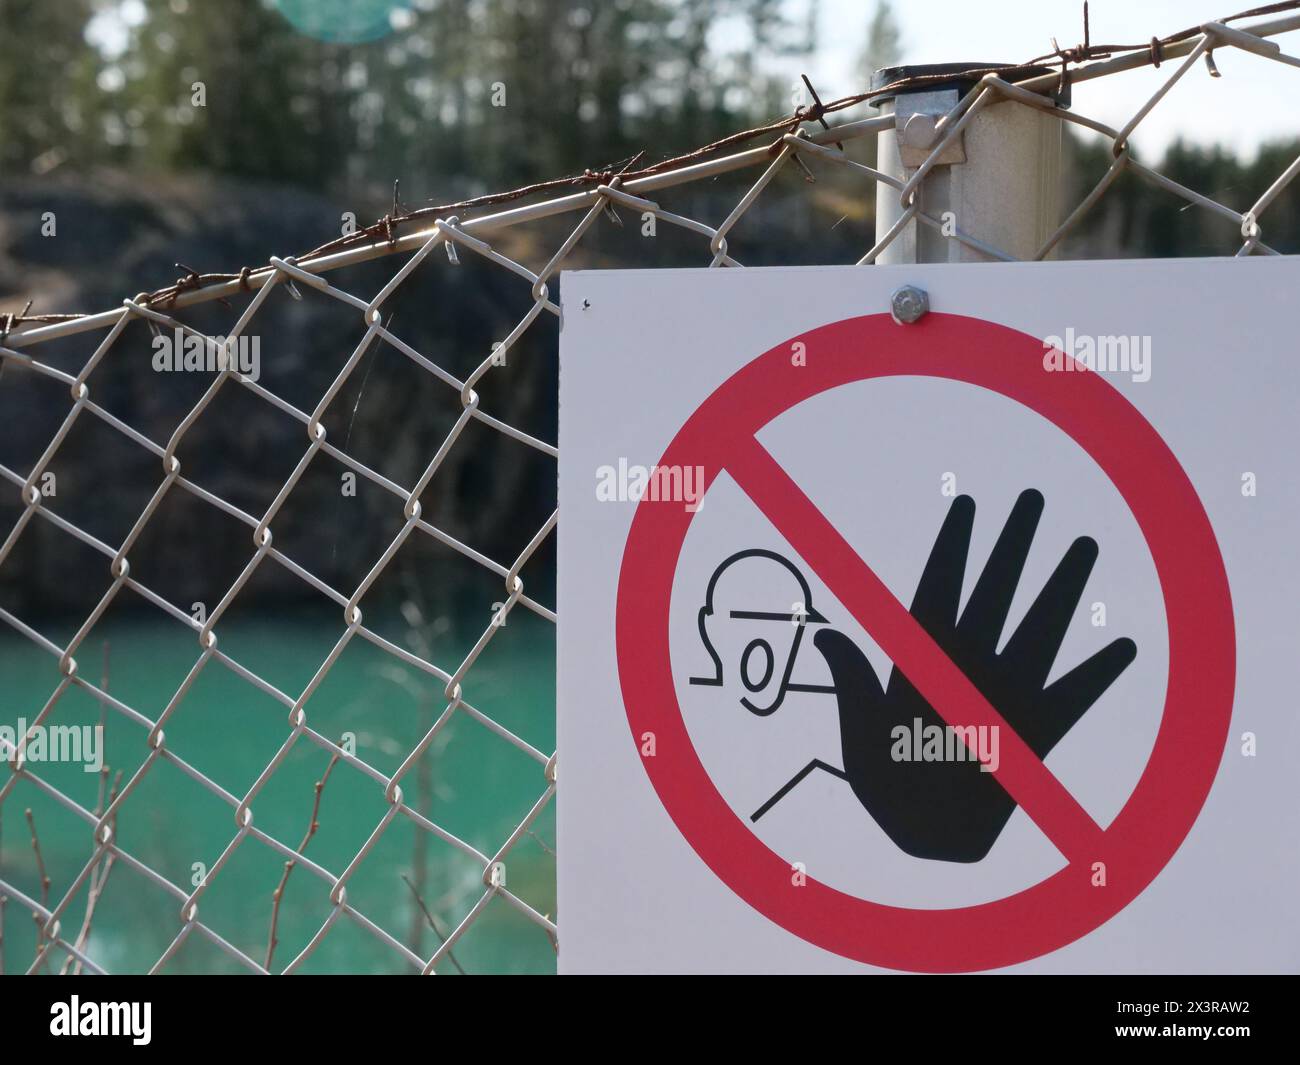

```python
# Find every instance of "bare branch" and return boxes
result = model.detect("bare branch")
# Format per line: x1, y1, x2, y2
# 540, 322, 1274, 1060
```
526, 829, 556, 858
24, 808, 51, 967
400, 873, 467, 975
264, 748, 342, 971
60, 639, 116, 976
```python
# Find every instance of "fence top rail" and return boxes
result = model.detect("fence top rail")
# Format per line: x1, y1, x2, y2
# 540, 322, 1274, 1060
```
4, 4, 1299, 352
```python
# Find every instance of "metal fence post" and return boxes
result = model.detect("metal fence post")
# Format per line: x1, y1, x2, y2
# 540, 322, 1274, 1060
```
872, 64, 1067, 263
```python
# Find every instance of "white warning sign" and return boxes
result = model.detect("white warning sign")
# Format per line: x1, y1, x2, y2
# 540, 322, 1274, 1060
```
557, 258, 1299, 974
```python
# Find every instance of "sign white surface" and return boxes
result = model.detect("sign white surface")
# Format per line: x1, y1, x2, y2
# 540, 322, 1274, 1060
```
557, 258, 1300, 974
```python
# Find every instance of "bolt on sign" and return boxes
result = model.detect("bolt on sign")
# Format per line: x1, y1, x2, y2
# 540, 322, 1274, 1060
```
556, 259, 1299, 974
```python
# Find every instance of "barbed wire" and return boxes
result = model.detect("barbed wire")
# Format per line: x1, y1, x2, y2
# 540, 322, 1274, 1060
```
4, 1, 1298, 333
0, 6, 1298, 974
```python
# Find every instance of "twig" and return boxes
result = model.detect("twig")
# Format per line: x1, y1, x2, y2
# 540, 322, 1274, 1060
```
61, 649, 117, 977
400, 874, 467, 975
64, 769, 125, 978
406, 705, 433, 954
61, 851, 116, 977
94, 641, 110, 816
23, 809, 49, 909
526, 829, 555, 857
24, 808, 51, 967
0, 807, 6, 975
264, 748, 342, 971
72, 768, 124, 975
525, 824, 559, 956
392, 587, 437, 956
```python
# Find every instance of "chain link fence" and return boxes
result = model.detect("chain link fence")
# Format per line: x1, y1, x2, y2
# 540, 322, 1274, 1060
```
1, 7, 1298, 974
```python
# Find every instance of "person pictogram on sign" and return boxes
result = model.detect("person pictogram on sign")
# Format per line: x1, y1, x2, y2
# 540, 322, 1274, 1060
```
701, 490, 1138, 865
689, 548, 837, 716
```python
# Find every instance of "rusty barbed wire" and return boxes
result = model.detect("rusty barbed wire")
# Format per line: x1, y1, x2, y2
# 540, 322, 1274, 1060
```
4, 1, 1297, 330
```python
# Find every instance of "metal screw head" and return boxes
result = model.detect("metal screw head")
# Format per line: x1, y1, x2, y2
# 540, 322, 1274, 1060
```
890, 284, 929, 325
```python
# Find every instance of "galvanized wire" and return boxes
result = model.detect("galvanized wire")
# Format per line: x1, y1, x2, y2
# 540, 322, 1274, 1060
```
1, 10, 1299, 974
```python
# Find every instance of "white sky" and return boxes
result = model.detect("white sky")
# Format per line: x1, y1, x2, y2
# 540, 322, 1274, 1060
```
780, 0, 1298, 161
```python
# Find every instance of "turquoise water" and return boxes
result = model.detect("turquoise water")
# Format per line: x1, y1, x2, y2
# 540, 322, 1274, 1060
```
0, 609, 557, 974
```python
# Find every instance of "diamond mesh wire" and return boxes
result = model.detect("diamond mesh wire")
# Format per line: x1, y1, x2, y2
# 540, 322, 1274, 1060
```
1, 11, 1299, 973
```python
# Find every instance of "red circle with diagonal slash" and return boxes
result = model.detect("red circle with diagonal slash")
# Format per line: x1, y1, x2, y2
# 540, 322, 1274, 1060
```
615, 312, 1235, 973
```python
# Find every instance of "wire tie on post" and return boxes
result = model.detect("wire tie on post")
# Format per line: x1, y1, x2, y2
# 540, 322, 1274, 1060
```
440, 214, 463, 264
601, 153, 643, 223
281, 258, 303, 301
790, 139, 818, 183
131, 291, 163, 339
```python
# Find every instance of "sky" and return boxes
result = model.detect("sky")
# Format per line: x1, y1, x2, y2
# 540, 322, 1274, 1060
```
782, 0, 1299, 161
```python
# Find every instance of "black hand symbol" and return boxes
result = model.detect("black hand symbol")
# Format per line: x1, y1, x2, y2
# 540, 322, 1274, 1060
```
811, 489, 1135, 863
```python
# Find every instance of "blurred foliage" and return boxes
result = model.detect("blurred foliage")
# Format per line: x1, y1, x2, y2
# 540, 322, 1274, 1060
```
1065, 133, 1300, 257
0, 0, 833, 197
1, 0, 1294, 256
